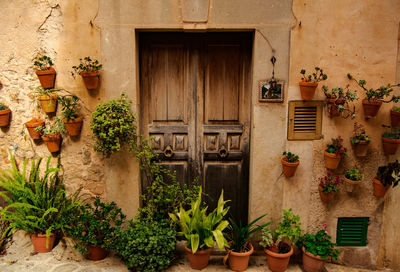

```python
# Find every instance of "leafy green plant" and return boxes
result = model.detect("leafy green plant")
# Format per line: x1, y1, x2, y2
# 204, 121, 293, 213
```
227, 214, 271, 253
350, 122, 370, 145
72, 57, 102, 77
393, 106, 400, 112
376, 160, 400, 187
114, 219, 176, 272
0, 221, 11, 254
169, 188, 230, 253
300, 67, 327, 83
0, 103, 8, 111
344, 165, 364, 181
282, 151, 299, 163
322, 85, 357, 118
90, 94, 136, 156
347, 73, 400, 102
0, 154, 81, 243
33, 55, 53, 71
64, 197, 126, 255
326, 136, 347, 156
382, 129, 400, 140
318, 172, 343, 193
260, 209, 303, 253
58, 95, 80, 121
298, 224, 339, 260
33, 86, 59, 97
36, 117, 66, 135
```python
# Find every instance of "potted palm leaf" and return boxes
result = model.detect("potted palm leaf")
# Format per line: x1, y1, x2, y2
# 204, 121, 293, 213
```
58, 95, 83, 136
72, 57, 102, 90
34, 55, 56, 89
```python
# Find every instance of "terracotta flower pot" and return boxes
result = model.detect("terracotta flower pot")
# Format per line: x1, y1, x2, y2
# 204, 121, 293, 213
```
361, 99, 382, 119
25, 118, 45, 139
86, 244, 108, 261
281, 157, 300, 177
344, 177, 363, 193
80, 71, 100, 90
63, 116, 83, 136
264, 244, 293, 272
324, 151, 341, 170
31, 233, 55, 253
373, 178, 389, 197
318, 186, 335, 203
381, 137, 400, 155
326, 98, 344, 117
299, 81, 318, 100
35, 67, 56, 89
0, 108, 11, 127
228, 243, 254, 272
42, 133, 61, 153
390, 109, 400, 128
351, 140, 369, 157
302, 247, 325, 272
184, 244, 212, 270
37, 94, 58, 114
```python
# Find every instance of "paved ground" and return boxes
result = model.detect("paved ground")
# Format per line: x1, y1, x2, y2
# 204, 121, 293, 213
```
0, 231, 392, 271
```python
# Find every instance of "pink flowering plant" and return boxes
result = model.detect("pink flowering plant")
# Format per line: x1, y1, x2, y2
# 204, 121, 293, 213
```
326, 136, 347, 156
318, 172, 343, 193
343, 165, 364, 181
298, 224, 339, 260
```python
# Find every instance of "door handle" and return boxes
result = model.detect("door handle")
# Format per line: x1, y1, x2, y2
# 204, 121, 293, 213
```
218, 145, 228, 158
164, 145, 174, 158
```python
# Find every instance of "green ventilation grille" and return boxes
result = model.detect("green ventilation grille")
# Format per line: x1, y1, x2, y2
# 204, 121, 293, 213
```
336, 217, 369, 246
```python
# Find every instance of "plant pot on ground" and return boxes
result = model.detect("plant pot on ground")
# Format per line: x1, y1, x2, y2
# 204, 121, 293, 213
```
39, 117, 66, 153
347, 74, 400, 119
58, 95, 83, 136
34, 55, 56, 89
260, 209, 303, 272
322, 85, 357, 118
31, 233, 56, 253
25, 118, 45, 140
72, 57, 102, 90
324, 136, 346, 169
374, 160, 400, 197
381, 128, 400, 155
390, 106, 400, 127
281, 151, 300, 177
299, 67, 327, 100
170, 188, 230, 270
350, 122, 370, 157
298, 225, 339, 272
317, 172, 343, 203
33, 87, 59, 114
225, 214, 270, 271
0, 154, 81, 253
343, 165, 364, 193
0, 103, 11, 127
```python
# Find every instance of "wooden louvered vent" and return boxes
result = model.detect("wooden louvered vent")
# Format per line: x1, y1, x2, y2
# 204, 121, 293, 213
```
288, 101, 322, 140
336, 217, 369, 246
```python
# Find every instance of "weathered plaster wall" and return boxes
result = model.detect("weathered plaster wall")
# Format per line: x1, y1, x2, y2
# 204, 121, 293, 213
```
289, 0, 400, 269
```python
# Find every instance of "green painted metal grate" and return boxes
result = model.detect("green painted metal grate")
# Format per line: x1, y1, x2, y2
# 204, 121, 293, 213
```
336, 217, 369, 246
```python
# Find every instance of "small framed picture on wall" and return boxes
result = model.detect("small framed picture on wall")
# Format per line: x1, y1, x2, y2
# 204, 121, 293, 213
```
259, 79, 284, 103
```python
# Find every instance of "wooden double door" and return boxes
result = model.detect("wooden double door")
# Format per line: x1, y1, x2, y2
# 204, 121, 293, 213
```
139, 32, 252, 223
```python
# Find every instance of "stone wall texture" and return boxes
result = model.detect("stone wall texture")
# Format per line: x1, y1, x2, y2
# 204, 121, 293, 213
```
0, 0, 399, 269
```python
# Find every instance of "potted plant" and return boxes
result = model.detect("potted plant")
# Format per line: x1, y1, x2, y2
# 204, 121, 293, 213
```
317, 172, 343, 203
0, 103, 11, 127
0, 154, 81, 253
281, 151, 300, 177
343, 165, 364, 193
350, 122, 370, 157
299, 67, 327, 100
72, 57, 102, 90
34, 55, 56, 89
33, 87, 59, 114
374, 160, 400, 197
381, 127, 400, 155
225, 214, 271, 271
324, 136, 347, 170
38, 117, 66, 153
58, 95, 83, 136
347, 74, 400, 119
298, 224, 339, 272
260, 209, 303, 272
390, 106, 400, 127
322, 85, 357, 118
25, 118, 45, 140
169, 188, 230, 270
64, 197, 126, 260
